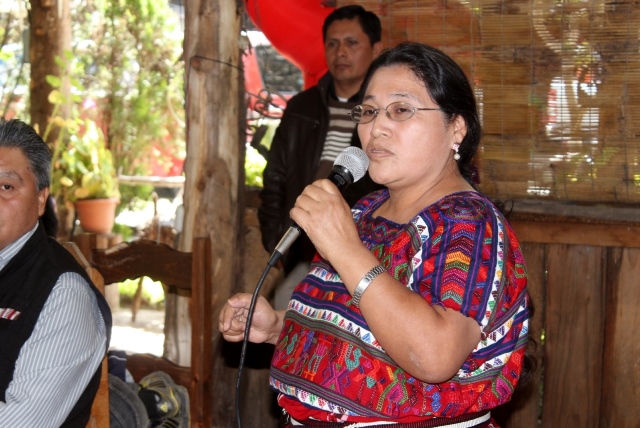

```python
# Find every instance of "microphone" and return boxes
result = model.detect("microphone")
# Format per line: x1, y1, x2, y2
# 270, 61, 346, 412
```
268, 146, 370, 266
237, 147, 368, 427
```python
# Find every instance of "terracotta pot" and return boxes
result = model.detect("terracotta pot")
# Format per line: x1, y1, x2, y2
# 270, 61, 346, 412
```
74, 198, 119, 234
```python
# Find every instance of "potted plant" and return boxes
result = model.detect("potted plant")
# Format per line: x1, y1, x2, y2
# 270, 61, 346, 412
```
51, 117, 121, 234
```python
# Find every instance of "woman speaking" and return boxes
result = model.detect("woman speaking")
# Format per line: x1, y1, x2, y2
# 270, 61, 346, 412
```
220, 42, 532, 428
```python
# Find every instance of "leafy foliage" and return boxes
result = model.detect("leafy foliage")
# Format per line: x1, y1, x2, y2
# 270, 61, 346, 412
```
52, 117, 120, 201
44, 60, 120, 203
69, 0, 185, 180
0, 6, 29, 120
245, 145, 267, 187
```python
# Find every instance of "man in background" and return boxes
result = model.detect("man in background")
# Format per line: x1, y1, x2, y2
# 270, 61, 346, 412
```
0, 118, 111, 427
259, 5, 383, 309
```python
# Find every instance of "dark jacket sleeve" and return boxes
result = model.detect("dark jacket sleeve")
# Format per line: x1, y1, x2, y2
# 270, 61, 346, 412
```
257, 74, 384, 261
258, 112, 290, 253
257, 85, 325, 255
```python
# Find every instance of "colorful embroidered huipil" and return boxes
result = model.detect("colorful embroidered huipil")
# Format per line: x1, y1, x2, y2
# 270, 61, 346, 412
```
269, 190, 530, 423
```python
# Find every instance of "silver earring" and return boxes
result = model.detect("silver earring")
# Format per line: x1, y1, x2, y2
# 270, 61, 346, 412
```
453, 143, 461, 161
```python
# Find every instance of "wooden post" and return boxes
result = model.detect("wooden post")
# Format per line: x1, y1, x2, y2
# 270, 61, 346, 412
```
29, 0, 73, 239
166, 1, 245, 426
29, 0, 71, 136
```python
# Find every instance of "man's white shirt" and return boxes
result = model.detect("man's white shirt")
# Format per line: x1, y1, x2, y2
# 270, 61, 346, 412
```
0, 225, 107, 427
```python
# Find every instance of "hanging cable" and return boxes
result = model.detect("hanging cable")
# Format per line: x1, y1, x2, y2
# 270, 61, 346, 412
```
234, 251, 281, 428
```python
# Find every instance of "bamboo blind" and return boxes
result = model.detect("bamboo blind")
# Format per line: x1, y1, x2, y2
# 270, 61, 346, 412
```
339, 0, 640, 205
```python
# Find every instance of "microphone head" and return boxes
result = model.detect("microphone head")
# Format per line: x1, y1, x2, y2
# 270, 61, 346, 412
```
334, 147, 369, 183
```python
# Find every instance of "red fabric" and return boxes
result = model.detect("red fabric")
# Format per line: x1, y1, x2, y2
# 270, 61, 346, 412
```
270, 192, 530, 420
279, 395, 432, 424
245, 0, 333, 88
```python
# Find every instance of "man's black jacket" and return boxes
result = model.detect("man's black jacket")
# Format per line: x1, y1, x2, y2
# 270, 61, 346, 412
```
258, 72, 382, 274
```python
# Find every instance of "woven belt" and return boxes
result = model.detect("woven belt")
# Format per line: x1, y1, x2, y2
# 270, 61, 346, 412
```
287, 411, 491, 428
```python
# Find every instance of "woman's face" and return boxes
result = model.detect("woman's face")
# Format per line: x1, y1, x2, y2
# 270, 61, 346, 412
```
357, 65, 465, 191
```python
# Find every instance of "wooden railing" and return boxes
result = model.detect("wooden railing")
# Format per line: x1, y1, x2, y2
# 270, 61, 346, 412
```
495, 211, 640, 427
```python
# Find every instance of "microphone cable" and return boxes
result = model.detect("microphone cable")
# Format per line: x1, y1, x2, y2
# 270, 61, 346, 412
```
234, 251, 281, 428
233, 147, 368, 427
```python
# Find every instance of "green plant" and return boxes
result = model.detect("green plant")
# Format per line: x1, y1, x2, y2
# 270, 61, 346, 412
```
52, 117, 120, 202
245, 118, 278, 187
18, 0, 185, 212
118, 278, 165, 309
72, 0, 185, 181
245, 145, 267, 187
44, 58, 120, 203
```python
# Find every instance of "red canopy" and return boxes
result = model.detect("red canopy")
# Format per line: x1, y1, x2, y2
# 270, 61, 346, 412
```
245, 0, 334, 88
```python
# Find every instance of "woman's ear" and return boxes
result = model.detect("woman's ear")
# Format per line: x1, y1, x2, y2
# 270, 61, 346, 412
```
452, 115, 467, 144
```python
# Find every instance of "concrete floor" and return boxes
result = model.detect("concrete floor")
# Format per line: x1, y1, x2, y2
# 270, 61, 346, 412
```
110, 307, 165, 356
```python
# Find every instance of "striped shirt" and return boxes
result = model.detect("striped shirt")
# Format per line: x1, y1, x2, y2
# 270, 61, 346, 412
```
319, 99, 358, 163
0, 225, 107, 427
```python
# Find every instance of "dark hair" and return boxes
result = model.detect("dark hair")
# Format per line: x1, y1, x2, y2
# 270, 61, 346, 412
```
0, 118, 52, 191
41, 195, 59, 238
322, 5, 382, 46
361, 42, 482, 188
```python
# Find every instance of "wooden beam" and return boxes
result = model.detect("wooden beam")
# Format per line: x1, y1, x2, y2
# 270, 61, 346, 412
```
508, 202, 640, 247
511, 220, 640, 248
117, 175, 185, 188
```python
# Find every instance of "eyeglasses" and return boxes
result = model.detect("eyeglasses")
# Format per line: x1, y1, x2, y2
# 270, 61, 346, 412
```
349, 102, 442, 124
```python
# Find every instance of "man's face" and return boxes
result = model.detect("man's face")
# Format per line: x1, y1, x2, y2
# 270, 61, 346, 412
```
324, 18, 381, 90
0, 147, 48, 251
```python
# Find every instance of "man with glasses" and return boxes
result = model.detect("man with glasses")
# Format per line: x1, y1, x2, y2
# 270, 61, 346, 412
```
259, 5, 384, 310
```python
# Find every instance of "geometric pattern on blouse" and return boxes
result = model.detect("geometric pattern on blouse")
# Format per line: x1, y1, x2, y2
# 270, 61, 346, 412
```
269, 189, 531, 422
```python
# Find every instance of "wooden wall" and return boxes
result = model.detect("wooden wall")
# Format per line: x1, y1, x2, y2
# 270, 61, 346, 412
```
494, 214, 640, 427
339, 0, 640, 206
